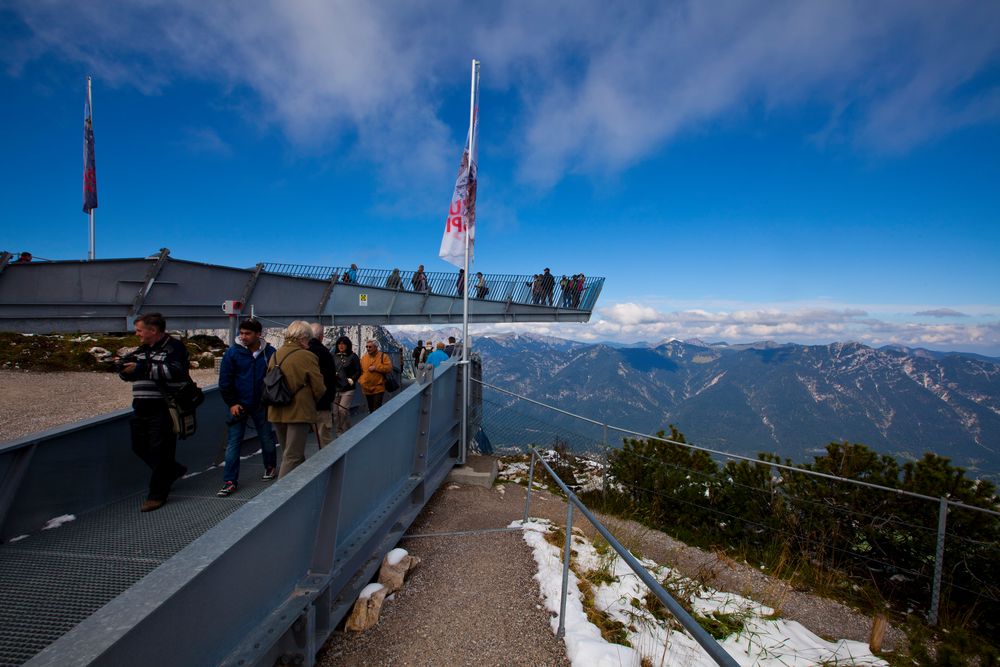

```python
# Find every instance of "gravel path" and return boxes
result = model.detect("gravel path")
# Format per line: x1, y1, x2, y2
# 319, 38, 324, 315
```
323, 480, 902, 664
318, 484, 570, 667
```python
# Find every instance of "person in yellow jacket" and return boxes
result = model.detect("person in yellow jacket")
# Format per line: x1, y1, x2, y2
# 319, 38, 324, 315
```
359, 339, 393, 414
267, 321, 326, 479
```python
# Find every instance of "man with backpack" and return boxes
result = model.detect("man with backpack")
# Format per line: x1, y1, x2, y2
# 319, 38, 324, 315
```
266, 321, 326, 480
216, 318, 278, 497
118, 312, 191, 512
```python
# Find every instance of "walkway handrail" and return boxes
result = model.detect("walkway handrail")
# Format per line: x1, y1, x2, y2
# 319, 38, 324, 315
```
524, 448, 740, 667
263, 263, 605, 311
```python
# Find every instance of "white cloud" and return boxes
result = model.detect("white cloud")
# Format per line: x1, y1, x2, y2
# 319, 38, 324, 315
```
6, 0, 999, 192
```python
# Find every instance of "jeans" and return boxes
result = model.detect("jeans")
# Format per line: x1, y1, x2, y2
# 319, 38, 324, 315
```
334, 389, 355, 435
223, 405, 278, 483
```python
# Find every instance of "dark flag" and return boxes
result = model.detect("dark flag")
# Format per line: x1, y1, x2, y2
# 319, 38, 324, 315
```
83, 86, 98, 214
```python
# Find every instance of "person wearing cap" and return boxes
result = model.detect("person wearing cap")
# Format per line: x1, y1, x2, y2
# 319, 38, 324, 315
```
359, 339, 393, 413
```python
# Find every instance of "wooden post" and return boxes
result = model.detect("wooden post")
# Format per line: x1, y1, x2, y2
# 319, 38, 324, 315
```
869, 614, 888, 652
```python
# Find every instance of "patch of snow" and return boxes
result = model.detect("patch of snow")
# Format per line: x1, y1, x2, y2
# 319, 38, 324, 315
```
358, 583, 384, 599
42, 514, 76, 530
9, 534, 29, 543
386, 548, 408, 566
513, 518, 888, 667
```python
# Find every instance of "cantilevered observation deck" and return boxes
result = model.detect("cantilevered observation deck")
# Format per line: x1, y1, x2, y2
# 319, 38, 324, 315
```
0, 249, 603, 332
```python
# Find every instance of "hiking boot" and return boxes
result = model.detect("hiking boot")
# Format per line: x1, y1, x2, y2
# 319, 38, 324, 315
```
216, 481, 238, 497
261, 466, 277, 481
140, 499, 165, 512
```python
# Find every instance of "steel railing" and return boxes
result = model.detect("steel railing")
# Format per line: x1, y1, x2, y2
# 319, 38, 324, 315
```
262, 264, 604, 312
523, 447, 740, 667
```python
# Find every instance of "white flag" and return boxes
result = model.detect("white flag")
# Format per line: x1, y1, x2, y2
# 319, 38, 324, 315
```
439, 62, 480, 268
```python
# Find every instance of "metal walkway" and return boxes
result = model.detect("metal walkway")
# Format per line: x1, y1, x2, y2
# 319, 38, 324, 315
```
0, 362, 469, 666
0, 250, 603, 333
0, 456, 278, 665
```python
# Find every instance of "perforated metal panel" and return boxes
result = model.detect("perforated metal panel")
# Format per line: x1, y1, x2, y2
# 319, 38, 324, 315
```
0, 461, 276, 665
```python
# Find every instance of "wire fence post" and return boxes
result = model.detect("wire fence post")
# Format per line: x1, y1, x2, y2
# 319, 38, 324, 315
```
523, 448, 537, 523
602, 423, 609, 500
557, 500, 574, 639
929, 496, 949, 626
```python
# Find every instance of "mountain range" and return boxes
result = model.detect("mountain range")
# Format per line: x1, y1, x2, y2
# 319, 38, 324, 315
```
392, 329, 1000, 479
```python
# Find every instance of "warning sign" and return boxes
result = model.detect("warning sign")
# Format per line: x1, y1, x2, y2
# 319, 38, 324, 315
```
359, 294, 368, 307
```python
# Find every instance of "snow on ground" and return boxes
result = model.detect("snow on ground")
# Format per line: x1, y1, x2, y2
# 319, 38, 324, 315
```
41, 514, 76, 530
512, 518, 887, 667
386, 548, 408, 566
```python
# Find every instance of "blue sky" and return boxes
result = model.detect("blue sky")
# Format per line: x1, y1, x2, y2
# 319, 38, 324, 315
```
2, 2, 999, 353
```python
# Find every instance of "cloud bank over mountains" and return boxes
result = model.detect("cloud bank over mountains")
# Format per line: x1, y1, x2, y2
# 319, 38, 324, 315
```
6, 0, 1000, 190
447, 301, 1000, 355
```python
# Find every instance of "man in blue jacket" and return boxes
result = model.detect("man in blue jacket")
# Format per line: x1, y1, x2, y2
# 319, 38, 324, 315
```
217, 318, 278, 496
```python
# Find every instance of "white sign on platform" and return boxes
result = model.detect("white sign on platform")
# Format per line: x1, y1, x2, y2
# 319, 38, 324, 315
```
359, 294, 368, 307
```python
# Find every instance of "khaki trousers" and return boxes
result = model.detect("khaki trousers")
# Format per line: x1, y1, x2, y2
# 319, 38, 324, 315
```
314, 409, 334, 448
275, 422, 311, 479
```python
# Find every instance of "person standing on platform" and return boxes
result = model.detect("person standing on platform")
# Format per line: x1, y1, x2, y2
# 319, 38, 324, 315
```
541, 268, 555, 306
411, 264, 429, 292
118, 312, 190, 512
269, 321, 325, 479
475, 272, 488, 299
445, 336, 457, 357
216, 318, 278, 497
347, 263, 359, 283
386, 269, 403, 289
426, 342, 449, 368
309, 323, 338, 447
456, 268, 465, 297
332, 335, 362, 436
359, 339, 393, 413
412, 339, 427, 367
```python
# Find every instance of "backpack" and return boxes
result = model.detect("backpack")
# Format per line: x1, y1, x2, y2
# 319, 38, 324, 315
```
261, 348, 305, 406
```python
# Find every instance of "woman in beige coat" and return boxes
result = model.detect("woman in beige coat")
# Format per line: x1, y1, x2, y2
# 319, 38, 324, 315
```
268, 321, 326, 479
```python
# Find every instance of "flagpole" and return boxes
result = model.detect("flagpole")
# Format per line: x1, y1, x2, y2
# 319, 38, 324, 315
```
87, 77, 96, 261
460, 59, 479, 465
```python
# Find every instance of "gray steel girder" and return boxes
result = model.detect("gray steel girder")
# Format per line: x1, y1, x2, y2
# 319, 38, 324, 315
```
0, 254, 601, 332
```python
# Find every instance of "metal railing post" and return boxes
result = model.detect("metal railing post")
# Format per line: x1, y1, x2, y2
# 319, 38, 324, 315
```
602, 423, 609, 499
557, 501, 574, 639
523, 449, 537, 523
929, 496, 949, 626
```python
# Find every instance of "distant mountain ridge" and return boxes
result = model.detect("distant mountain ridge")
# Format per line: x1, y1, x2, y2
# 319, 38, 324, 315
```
393, 330, 1000, 477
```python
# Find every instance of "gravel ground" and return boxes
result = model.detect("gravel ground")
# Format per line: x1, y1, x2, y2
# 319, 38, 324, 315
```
0, 368, 218, 441
323, 481, 903, 664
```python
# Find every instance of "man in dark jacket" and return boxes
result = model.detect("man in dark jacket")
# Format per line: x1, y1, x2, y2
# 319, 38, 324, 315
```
216, 318, 278, 497
118, 312, 190, 512
309, 323, 338, 447
332, 335, 362, 436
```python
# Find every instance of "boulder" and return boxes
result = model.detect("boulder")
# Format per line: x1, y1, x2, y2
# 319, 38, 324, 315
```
88, 346, 113, 361
378, 548, 421, 593
345, 583, 387, 632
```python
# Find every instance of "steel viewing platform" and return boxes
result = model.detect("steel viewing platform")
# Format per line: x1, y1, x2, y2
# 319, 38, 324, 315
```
0, 249, 603, 333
